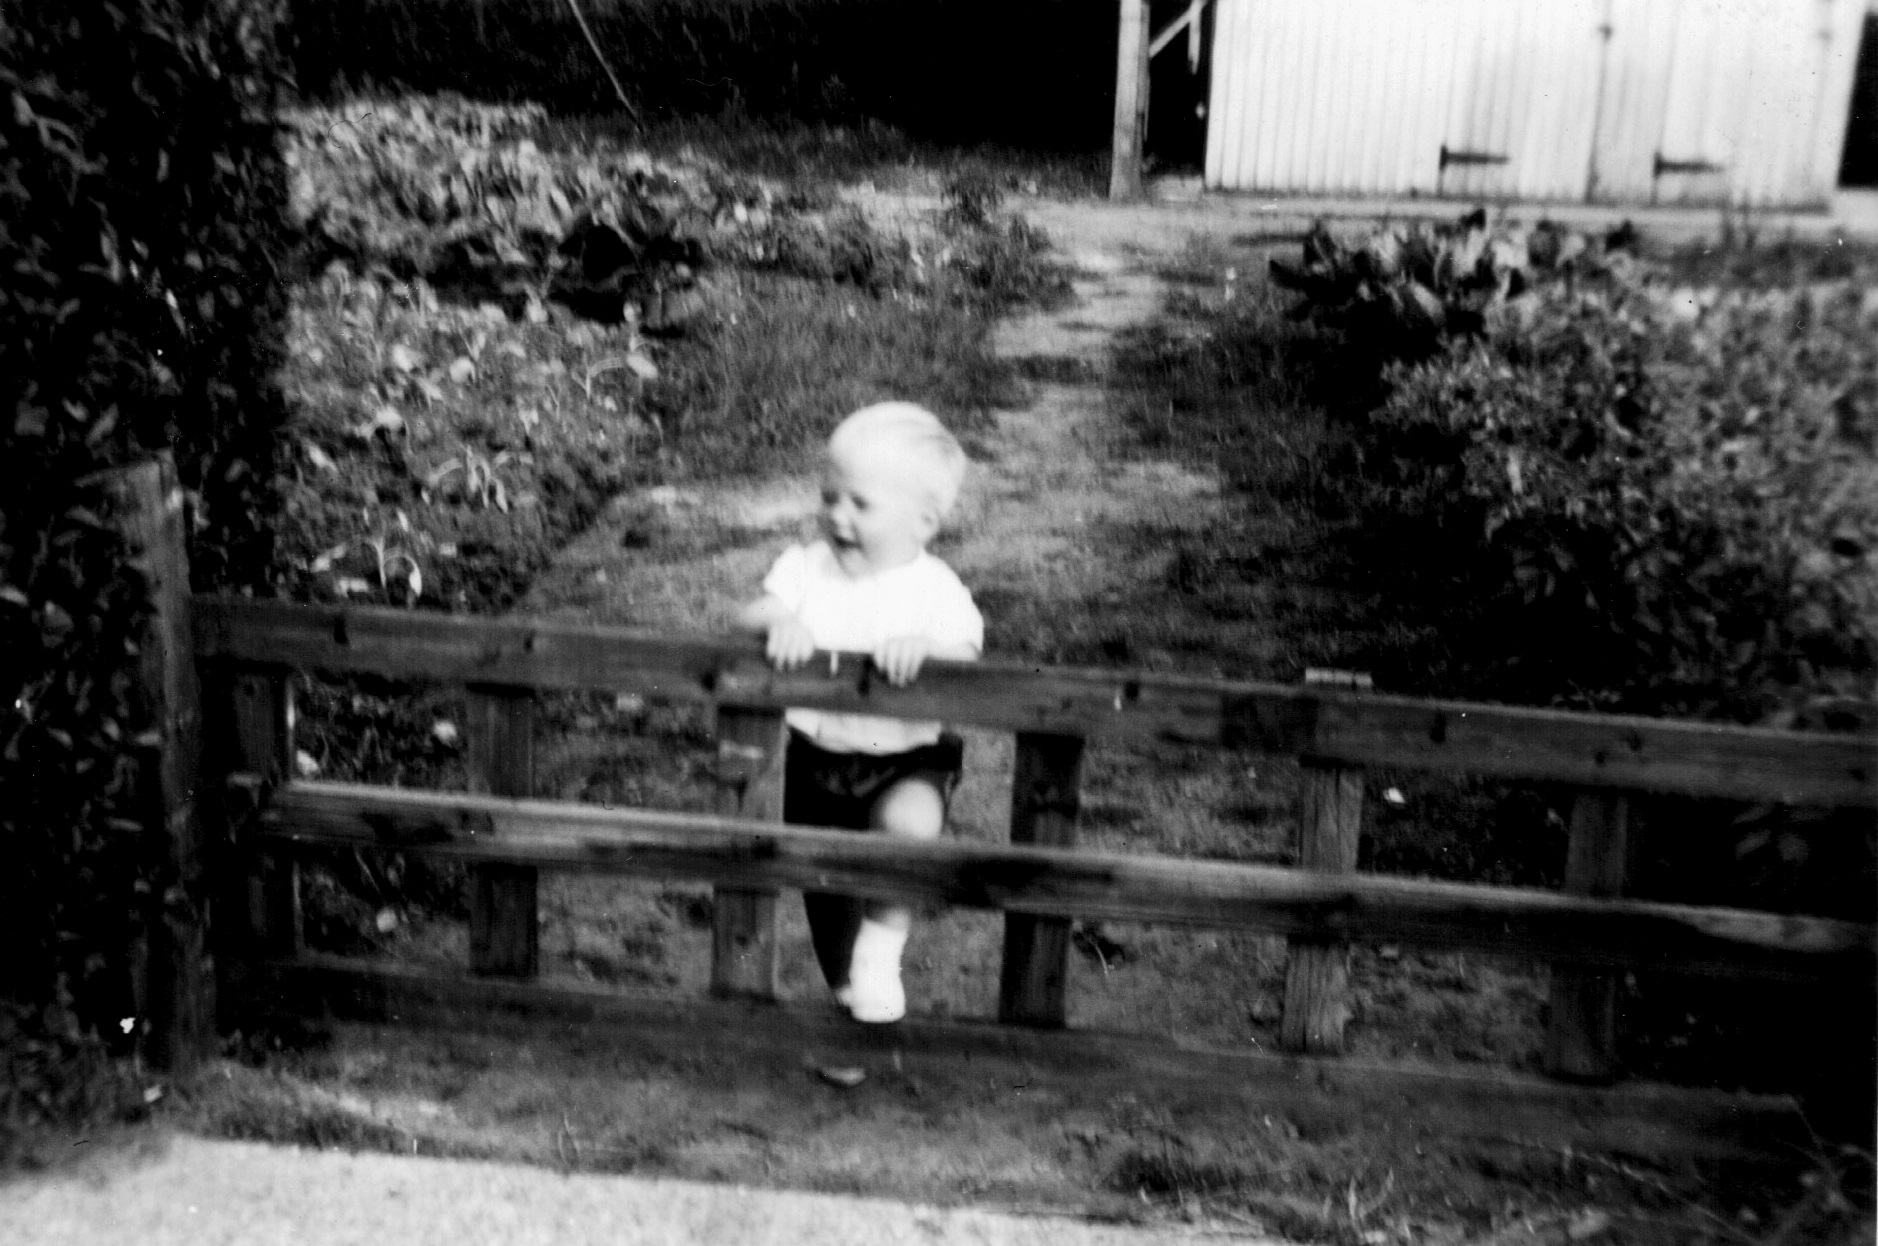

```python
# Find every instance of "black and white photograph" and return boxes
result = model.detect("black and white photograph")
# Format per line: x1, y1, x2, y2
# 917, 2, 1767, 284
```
2, 1, 1875, 1242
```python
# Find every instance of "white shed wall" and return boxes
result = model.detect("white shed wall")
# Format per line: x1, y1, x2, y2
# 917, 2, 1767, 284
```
1204, 0, 1868, 207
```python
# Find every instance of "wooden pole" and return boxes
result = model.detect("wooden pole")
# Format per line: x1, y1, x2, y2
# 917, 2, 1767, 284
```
1279, 764, 1366, 1053
711, 705, 785, 998
999, 732, 1086, 1027
100, 453, 212, 1074
1545, 792, 1631, 1081
1110, 0, 1151, 200
218, 668, 299, 1037
467, 687, 539, 977
1280, 669, 1372, 1054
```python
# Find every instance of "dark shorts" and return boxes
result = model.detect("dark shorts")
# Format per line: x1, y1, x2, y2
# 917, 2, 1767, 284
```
783, 729, 965, 831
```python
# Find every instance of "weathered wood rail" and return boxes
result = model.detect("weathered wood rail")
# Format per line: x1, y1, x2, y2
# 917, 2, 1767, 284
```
145, 584, 1874, 1155
193, 598, 1872, 805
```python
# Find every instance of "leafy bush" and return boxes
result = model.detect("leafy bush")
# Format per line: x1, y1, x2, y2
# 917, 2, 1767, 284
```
937, 171, 1069, 310
0, 996, 145, 1154
1268, 211, 1595, 410
288, 97, 772, 324
1, 0, 291, 1066
1342, 272, 1878, 724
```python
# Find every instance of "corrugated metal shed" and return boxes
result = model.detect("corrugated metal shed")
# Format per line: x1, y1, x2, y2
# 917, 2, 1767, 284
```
1204, 0, 1867, 207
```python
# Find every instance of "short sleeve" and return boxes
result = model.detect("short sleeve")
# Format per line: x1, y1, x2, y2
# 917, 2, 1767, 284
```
761, 543, 810, 611
926, 563, 984, 656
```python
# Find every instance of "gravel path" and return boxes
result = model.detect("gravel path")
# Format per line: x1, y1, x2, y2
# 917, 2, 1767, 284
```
0, 1135, 1281, 1246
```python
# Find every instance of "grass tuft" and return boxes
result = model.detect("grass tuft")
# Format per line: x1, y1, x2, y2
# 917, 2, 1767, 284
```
649, 272, 1018, 480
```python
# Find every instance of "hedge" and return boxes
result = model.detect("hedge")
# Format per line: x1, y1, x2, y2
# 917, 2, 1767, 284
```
0, 0, 292, 1066
1276, 218, 1878, 727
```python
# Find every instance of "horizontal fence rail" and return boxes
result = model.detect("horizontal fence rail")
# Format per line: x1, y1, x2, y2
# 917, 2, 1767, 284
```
194, 599, 1876, 806
244, 779, 1875, 980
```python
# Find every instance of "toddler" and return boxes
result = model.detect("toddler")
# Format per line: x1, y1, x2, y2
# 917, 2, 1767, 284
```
737, 402, 983, 1023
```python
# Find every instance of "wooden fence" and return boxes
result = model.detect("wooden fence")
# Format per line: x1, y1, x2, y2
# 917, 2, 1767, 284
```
107, 459, 1876, 1155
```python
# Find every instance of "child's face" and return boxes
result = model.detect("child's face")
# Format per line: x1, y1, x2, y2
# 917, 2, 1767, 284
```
819, 438, 939, 576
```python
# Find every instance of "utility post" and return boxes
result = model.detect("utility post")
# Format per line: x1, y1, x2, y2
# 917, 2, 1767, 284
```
1110, 0, 1151, 200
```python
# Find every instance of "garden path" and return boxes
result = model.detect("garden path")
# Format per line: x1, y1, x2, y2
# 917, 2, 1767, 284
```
518, 191, 1246, 921
519, 190, 1231, 652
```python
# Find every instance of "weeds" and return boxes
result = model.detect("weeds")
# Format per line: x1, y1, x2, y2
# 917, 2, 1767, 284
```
423, 448, 527, 513
0, 997, 145, 1165
647, 271, 1015, 479
544, 111, 1107, 203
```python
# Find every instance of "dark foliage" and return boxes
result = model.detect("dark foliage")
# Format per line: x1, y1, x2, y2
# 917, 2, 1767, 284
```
289, 0, 1122, 154
1272, 213, 1877, 725
1267, 209, 1620, 415
0, 0, 292, 1095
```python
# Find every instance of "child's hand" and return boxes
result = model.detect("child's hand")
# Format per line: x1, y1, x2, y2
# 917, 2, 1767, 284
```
873, 635, 933, 687
764, 616, 817, 670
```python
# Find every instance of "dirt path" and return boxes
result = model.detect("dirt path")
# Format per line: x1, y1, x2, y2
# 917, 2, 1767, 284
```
519, 193, 1231, 646
517, 197, 1282, 1033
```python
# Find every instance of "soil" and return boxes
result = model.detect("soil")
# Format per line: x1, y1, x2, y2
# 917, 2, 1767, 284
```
129, 189, 1825, 1244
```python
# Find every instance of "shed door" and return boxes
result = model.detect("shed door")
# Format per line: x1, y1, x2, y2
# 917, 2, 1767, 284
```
1591, 0, 1863, 208
1435, 0, 1609, 200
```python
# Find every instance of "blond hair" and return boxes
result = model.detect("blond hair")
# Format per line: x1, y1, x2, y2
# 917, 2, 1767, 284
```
828, 402, 967, 518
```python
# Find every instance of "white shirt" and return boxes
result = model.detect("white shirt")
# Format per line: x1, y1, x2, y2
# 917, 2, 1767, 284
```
761, 540, 984, 753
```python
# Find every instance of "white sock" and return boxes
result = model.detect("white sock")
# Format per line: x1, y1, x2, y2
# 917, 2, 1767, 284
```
845, 918, 908, 1024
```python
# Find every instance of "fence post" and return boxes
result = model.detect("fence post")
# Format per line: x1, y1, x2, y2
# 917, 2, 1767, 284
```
1280, 669, 1371, 1055
712, 705, 784, 998
1545, 792, 1631, 1081
467, 687, 538, 977
224, 671, 299, 966
100, 454, 212, 1074
999, 732, 1086, 1027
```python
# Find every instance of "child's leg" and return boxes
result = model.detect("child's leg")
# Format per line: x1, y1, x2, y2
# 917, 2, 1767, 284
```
803, 892, 863, 992
783, 733, 869, 994
846, 775, 947, 1023
863, 776, 947, 929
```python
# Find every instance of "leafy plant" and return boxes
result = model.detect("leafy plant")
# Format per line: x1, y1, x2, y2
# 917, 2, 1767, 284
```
1269, 209, 1615, 411
286, 97, 793, 327
1, 0, 291, 1057
940, 167, 1004, 229
1341, 272, 1878, 725
424, 449, 527, 513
